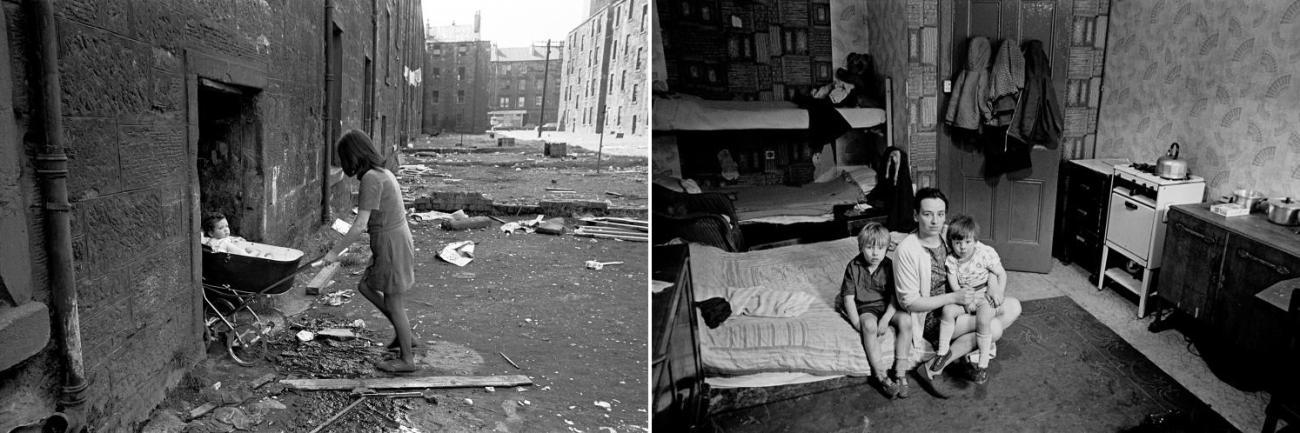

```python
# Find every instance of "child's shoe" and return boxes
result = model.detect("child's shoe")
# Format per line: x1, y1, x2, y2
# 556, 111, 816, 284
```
970, 366, 989, 384
874, 375, 900, 398
890, 370, 910, 399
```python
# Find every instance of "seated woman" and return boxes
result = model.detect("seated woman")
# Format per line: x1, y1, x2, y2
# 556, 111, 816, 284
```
201, 212, 269, 258
892, 187, 1022, 398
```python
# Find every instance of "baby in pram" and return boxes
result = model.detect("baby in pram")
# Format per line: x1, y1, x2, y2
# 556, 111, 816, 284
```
202, 212, 270, 258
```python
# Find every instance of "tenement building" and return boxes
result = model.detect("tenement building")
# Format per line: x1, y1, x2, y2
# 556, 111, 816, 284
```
559, 0, 651, 137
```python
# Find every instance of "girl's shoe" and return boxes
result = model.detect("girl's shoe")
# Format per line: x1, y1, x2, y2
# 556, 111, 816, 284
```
971, 366, 989, 384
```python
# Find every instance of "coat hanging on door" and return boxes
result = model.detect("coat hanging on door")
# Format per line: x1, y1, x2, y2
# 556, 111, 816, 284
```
1008, 40, 1062, 149
943, 36, 991, 131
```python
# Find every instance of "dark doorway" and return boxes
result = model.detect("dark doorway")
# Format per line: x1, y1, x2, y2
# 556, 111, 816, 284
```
197, 80, 263, 241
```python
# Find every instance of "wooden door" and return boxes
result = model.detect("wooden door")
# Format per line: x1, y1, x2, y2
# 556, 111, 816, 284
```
938, 0, 1071, 273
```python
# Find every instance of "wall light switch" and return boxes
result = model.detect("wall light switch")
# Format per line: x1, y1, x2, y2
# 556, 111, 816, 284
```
943, 80, 953, 93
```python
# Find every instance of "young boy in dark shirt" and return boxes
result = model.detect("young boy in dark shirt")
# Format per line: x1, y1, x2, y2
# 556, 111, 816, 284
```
841, 222, 913, 398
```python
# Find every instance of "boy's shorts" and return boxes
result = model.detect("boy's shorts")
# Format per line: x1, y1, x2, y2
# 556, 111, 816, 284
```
853, 302, 887, 319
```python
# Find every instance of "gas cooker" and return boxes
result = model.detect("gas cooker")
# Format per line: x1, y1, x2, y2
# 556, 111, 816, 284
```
1113, 163, 1204, 190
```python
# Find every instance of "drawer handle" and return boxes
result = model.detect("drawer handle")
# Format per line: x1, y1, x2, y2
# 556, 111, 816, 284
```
1124, 201, 1138, 211
1175, 223, 1214, 245
1235, 249, 1292, 276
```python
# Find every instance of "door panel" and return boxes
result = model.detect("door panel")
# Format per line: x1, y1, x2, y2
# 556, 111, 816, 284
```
1008, 181, 1042, 242
940, 0, 1071, 273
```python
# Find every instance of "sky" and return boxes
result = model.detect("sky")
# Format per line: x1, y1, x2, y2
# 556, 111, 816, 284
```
423, 0, 587, 48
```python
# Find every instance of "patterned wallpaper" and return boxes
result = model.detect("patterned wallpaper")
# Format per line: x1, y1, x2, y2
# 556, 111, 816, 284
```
1096, 0, 1300, 200
860, 0, 910, 163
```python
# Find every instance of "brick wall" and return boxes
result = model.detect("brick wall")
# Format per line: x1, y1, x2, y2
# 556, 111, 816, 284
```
0, 0, 423, 431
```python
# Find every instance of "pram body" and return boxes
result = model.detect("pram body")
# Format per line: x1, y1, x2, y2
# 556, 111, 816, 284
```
201, 241, 308, 365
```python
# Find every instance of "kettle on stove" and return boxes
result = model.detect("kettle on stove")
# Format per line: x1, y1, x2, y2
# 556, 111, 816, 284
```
1157, 142, 1188, 180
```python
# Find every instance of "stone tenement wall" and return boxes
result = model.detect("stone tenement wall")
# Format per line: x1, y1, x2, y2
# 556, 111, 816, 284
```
423, 40, 492, 134
489, 56, 563, 128
559, 0, 651, 136
0, 0, 423, 431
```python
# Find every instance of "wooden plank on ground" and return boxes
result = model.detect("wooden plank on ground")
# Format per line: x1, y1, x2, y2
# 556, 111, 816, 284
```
580, 219, 648, 232
574, 233, 649, 242
594, 217, 647, 226
307, 263, 341, 290
280, 375, 533, 391
575, 227, 646, 236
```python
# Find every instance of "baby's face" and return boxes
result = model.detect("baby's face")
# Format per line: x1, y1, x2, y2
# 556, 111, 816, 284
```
951, 237, 976, 260
208, 218, 231, 239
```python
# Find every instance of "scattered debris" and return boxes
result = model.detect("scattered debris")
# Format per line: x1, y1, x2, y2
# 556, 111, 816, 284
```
535, 217, 567, 235
409, 210, 457, 223
584, 261, 624, 270
451, 272, 476, 279
249, 373, 277, 389
594, 401, 611, 410
278, 375, 534, 391
438, 241, 476, 267
332, 219, 352, 235
307, 396, 368, 433
442, 216, 493, 230
464, 398, 474, 405
316, 328, 358, 339
499, 351, 521, 369
603, 191, 623, 197
322, 289, 355, 306
296, 330, 316, 342
485, 386, 496, 392
187, 402, 218, 421
350, 319, 367, 328
501, 215, 545, 235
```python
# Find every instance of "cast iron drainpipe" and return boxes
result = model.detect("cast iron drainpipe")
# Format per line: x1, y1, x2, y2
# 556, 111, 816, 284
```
321, 1, 334, 224
29, 0, 89, 431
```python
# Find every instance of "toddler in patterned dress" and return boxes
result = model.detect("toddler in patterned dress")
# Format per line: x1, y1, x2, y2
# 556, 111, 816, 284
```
938, 214, 1007, 383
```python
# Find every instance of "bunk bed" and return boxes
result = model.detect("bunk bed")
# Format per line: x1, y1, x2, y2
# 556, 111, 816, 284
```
652, 78, 894, 225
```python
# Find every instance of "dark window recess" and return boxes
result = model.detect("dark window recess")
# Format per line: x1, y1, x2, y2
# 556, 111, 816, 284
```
813, 4, 830, 25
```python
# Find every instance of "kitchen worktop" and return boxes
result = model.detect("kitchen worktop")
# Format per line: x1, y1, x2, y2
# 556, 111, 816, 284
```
1172, 203, 1300, 259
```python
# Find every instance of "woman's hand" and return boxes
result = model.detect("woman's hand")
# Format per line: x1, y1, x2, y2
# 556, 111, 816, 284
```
876, 316, 890, 337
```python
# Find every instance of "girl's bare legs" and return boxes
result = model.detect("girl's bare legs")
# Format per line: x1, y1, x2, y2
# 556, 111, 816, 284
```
382, 289, 416, 369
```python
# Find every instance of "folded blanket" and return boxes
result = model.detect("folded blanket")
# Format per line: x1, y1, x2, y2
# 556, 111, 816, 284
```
725, 286, 816, 318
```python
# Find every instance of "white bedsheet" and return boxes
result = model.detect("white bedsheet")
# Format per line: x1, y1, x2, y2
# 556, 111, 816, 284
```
653, 96, 886, 131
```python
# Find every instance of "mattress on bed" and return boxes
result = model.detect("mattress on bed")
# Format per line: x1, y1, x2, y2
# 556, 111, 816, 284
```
689, 238, 906, 376
718, 173, 874, 222
653, 96, 886, 131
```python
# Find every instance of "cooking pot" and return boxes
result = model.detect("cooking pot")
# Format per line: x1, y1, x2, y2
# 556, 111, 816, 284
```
1232, 189, 1267, 212
1157, 142, 1188, 180
1265, 197, 1300, 226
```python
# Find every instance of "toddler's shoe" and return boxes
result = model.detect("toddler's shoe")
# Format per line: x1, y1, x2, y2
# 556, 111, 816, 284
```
890, 370, 910, 399
970, 366, 989, 384
874, 375, 900, 398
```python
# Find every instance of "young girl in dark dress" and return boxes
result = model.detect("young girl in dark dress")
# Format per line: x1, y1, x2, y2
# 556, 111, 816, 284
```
324, 130, 418, 373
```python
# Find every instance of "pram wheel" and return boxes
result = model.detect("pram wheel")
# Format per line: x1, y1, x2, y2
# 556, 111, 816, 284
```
224, 329, 264, 367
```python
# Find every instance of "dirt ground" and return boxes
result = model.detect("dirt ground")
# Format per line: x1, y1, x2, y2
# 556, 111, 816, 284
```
403, 134, 647, 208
142, 135, 649, 433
